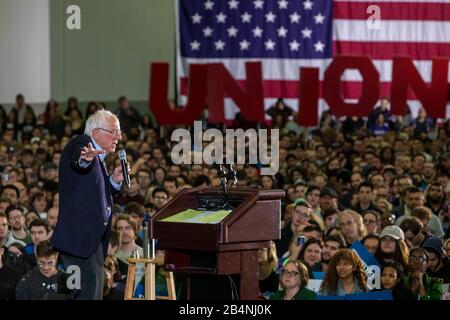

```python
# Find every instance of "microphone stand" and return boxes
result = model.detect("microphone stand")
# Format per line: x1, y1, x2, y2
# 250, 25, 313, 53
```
143, 213, 156, 259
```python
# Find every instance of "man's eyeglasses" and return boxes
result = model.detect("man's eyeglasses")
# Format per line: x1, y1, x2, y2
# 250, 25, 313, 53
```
97, 127, 122, 137
37, 261, 56, 268
281, 270, 299, 277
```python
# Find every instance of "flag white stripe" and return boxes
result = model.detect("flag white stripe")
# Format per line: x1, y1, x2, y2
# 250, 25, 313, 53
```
334, 20, 450, 43
179, 58, 450, 82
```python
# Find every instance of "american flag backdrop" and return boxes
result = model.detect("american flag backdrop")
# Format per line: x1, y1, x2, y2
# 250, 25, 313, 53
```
175, 0, 450, 122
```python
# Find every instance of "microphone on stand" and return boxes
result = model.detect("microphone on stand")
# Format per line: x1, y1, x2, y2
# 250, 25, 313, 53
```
118, 149, 131, 189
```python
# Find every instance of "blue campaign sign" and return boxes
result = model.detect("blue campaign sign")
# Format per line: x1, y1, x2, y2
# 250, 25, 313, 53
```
317, 291, 393, 301
350, 241, 380, 267
350, 241, 381, 290
345, 290, 393, 300
316, 295, 345, 300
312, 272, 325, 280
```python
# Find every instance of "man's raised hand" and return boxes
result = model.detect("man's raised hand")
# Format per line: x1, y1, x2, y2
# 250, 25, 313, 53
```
80, 143, 106, 161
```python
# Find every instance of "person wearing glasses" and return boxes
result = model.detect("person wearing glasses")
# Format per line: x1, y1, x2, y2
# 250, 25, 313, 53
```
404, 247, 443, 300
269, 260, 317, 300
51, 108, 128, 300
15, 240, 69, 300
275, 199, 313, 258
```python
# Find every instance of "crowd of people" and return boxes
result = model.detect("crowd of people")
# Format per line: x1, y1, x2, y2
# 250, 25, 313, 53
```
0, 93, 449, 300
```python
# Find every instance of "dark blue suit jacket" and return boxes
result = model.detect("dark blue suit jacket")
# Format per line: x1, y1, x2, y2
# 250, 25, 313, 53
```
51, 134, 120, 258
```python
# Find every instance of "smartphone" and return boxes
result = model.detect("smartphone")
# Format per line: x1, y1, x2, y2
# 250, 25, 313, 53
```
297, 236, 306, 246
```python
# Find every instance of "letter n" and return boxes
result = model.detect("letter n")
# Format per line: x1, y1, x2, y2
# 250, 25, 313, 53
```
391, 57, 448, 118
206, 62, 265, 123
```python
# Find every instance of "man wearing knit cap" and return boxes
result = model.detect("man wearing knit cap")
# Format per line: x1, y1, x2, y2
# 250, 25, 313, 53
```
422, 237, 450, 284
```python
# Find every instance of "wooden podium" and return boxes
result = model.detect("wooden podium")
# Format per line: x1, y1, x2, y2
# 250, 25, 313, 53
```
151, 187, 284, 300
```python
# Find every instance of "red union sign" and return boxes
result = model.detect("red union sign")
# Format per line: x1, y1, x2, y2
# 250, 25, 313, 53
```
149, 56, 449, 126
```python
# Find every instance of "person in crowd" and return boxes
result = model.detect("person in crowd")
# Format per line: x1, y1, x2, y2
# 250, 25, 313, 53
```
5, 206, 32, 244
404, 248, 443, 300
103, 254, 124, 300
380, 261, 416, 300
421, 237, 450, 284
399, 216, 432, 249
258, 241, 279, 298
0, 213, 25, 249
374, 226, 409, 268
114, 215, 143, 265
298, 238, 323, 273
15, 241, 70, 300
395, 187, 444, 238
362, 210, 382, 235
362, 234, 380, 255
269, 260, 316, 300
276, 200, 313, 258
319, 249, 368, 296
338, 210, 367, 246
15, 219, 52, 276
321, 235, 346, 272
353, 182, 379, 214
117, 96, 142, 136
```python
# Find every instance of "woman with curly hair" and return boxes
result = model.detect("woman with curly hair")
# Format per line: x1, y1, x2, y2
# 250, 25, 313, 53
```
319, 249, 368, 296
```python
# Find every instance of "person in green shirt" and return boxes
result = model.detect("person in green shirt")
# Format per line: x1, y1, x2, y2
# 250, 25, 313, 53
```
404, 247, 443, 300
269, 259, 317, 300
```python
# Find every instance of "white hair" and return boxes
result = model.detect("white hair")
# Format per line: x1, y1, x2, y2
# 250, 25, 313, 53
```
84, 109, 119, 136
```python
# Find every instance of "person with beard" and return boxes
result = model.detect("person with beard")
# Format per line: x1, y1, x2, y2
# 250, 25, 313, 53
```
425, 182, 447, 216
321, 235, 346, 272
404, 248, 443, 300
114, 215, 143, 266
421, 237, 450, 285
5, 206, 32, 244
374, 226, 410, 269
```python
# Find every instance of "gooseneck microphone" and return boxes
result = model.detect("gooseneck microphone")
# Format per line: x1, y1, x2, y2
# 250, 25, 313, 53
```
118, 150, 131, 189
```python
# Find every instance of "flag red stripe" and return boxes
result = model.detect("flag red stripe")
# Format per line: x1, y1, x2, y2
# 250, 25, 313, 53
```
333, 41, 450, 60
181, 78, 429, 100
333, 1, 450, 21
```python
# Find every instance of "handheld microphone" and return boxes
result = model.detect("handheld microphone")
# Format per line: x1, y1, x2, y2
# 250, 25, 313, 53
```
118, 150, 131, 189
